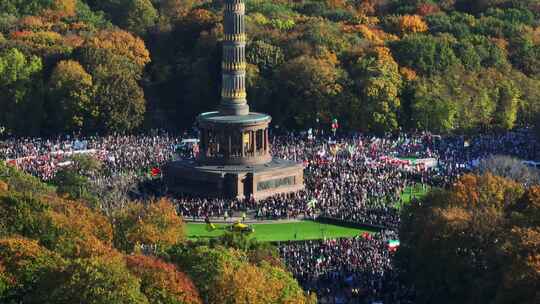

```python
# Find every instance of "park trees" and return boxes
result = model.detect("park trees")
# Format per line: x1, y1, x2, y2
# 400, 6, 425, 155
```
113, 198, 185, 253
409, 66, 522, 133
0, 166, 200, 303
168, 244, 315, 304
48, 60, 96, 132
125, 254, 202, 304
398, 173, 540, 304
44, 254, 149, 304
277, 51, 344, 127
0, 48, 43, 136
0, 237, 64, 301
76, 45, 146, 133
352, 47, 403, 134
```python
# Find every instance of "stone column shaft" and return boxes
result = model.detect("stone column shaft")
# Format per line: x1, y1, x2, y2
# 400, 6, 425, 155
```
220, 0, 249, 116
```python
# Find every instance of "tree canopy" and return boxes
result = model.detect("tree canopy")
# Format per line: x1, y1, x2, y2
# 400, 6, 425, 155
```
0, 0, 538, 135
398, 173, 540, 304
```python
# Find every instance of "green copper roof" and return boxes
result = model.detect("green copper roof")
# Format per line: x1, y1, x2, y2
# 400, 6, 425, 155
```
197, 111, 271, 125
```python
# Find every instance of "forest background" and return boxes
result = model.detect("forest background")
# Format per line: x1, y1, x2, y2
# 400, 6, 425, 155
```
1, 0, 540, 136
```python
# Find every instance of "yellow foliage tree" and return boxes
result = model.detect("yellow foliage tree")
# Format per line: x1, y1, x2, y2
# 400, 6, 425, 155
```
49, 60, 96, 131
114, 198, 186, 253
398, 15, 428, 34
126, 255, 202, 304
86, 30, 151, 68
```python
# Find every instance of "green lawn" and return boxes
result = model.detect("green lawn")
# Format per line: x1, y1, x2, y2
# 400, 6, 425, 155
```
187, 221, 374, 242
397, 183, 430, 209
187, 183, 430, 242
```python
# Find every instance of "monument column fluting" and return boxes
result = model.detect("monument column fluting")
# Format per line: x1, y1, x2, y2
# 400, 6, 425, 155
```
220, 0, 249, 116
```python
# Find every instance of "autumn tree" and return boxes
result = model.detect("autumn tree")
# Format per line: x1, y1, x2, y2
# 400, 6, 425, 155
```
168, 244, 314, 304
398, 15, 429, 34
48, 60, 96, 132
44, 254, 149, 304
0, 185, 113, 258
0, 237, 63, 302
125, 254, 202, 304
352, 47, 403, 134
84, 29, 151, 69
277, 51, 344, 127
77, 46, 146, 133
113, 198, 185, 253
398, 173, 539, 304
79, 30, 150, 133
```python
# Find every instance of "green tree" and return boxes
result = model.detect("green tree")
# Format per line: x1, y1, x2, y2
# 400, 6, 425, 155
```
0, 0, 55, 17
52, 167, 90, 200
77, 47, 146, 133
277, 51, 343, 127
411, 77, 457, 133
390, 34, 460, 75
0, 48, 43, 135
352, 47, 403, 133
494, 81, 520, 130
45, 255, 149, 304
48, 60, 96, 132
120, 0, 158, 36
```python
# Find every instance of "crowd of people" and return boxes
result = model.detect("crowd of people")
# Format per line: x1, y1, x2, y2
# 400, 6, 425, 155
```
279, 230, 414, 304
0, 132, 180, 180
1, 128, 538, 303
1, 129, 538, 229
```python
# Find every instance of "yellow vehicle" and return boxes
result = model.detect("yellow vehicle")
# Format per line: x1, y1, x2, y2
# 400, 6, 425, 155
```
228, 221, 255, 233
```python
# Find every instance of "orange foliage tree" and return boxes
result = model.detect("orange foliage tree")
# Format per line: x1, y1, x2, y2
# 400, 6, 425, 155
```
398, 173, 539, 304
0, 187, 114, 259
170, 245, 315, 304
85, 30, 151, 68
126, 255, 202, 304
398, 15, 428, 35
113, 198, 186, 253
0, 237, 64, 299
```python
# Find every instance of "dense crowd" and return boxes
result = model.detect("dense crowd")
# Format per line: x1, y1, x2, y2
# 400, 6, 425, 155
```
1, 128, 538, 303
0, 132, 180, 180
279, 231, 414, 304
1, 129, 538, 229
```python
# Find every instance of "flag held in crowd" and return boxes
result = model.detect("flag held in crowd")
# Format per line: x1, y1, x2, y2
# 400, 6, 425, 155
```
150, 167, 161, 177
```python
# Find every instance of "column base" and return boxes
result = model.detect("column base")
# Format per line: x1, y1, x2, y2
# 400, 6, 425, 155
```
219, 102, 249, 116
